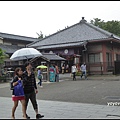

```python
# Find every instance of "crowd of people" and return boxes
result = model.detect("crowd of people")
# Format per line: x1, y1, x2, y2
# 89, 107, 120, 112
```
10, 61, 87, 119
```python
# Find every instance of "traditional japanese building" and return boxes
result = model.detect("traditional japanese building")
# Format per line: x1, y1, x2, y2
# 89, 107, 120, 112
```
27, 17, 120, 75
0, 32, 38, 68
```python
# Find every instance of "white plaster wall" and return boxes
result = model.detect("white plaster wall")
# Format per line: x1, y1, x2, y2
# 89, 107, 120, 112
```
4, 42, 11, 45
18, 43, 25, 47
0, 39, 3, 44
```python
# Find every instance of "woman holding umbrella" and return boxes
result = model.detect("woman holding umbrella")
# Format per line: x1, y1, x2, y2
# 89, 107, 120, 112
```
22, 62, 44, 119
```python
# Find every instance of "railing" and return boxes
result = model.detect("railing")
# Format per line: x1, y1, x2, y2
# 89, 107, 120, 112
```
86, 62, 115, 75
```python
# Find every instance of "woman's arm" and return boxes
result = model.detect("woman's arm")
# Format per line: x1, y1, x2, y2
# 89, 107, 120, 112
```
12, 76, 21, 86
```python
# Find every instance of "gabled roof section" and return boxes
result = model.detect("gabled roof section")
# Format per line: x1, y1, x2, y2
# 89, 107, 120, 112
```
42, 53, 66, 61
27, 17, 120, 49
0, 44, 23, 54
0, 32, 38, 42
30, 53, 66, 63
37, 41, 84, 50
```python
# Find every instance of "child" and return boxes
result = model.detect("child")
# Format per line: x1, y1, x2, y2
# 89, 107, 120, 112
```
11, 67, 27, 119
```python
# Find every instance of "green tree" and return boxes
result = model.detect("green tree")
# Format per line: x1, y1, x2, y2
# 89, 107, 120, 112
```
103, 20, 120, 36
90, 18, 105, 28
90, 18, 120, 37
36, 31, 44, 39
0, 48, 8, 75
0, 48, 9, 65
0, 48, 6, 64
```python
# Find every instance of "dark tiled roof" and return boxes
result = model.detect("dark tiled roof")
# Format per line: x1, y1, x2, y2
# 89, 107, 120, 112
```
42, 53, 66, 61
30, 53, 66, 63
27, 18, 120, 49
37, 41, 84, 49
0, 32, 38, 42
0, 44, 23, 54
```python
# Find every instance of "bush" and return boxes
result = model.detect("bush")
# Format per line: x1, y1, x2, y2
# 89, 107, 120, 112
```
0, 74, 11, 82
0, 76, 7, 82
76, 71, 88, 76
76, 71, 81, 76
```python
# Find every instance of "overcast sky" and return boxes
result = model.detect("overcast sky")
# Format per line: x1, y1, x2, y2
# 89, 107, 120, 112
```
0, 1, 120, 38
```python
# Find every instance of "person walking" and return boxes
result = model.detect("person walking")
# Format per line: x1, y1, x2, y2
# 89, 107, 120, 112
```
55, 64, 59, 82
22, 62, 44, 119
37, 68, 43, 88
71, 63, 77, 80
80, 62, 87, 79
11, 67, 27, 119
66, 64, 69, 73
49, 64, 56, 82
62, 64, 65, 74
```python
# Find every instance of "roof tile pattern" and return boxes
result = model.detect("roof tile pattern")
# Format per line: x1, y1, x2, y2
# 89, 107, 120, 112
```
27, 19, 120, 49
0, 44, 23, 54
0, 32, 38, 42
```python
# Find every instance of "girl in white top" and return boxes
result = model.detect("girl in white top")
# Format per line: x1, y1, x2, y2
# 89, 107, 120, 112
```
72, 64, 77, 80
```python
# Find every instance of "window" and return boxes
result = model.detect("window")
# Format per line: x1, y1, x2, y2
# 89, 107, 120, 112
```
106, 52, 112, 66
89, 53, 100, 63
116, 54, 120, 61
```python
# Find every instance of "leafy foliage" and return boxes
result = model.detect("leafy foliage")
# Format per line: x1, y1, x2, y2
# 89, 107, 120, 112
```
0, 48, 8, 64
36, 31, 44, 39
90, 18, 120, 37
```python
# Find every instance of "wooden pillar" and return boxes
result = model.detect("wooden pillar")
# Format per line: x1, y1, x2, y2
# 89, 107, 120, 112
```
102, 44, 106, 72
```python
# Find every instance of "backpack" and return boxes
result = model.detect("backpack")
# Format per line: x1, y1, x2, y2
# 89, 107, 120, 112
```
10, 79, 14, 90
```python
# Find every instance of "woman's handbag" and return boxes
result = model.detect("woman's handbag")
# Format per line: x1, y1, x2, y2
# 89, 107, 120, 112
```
38, 75, 42, 80
14, 80, 24, 96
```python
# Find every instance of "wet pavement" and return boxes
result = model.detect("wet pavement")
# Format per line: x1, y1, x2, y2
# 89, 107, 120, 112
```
0, 73, 120, 119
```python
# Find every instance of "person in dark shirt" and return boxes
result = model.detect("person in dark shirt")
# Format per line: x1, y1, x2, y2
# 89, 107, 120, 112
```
22, 61, 44, 119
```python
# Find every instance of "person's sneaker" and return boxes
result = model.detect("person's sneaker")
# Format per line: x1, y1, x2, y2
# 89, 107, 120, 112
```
36, 114, 44, 119
26, 114, 30, 119
23, 114, 30, 119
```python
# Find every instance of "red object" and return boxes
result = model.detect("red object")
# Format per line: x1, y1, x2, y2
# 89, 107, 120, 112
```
12, 96, 25, 101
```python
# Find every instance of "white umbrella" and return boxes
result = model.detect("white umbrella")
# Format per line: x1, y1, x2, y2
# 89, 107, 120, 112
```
10, 48, 42, 61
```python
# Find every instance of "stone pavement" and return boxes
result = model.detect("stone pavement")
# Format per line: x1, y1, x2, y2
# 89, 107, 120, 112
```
0, 74, 120, 119
0, 96, 120, 119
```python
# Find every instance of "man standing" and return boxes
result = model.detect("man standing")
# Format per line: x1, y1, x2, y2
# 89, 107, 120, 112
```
80, 62, 87, 80
23, 61, 44, 119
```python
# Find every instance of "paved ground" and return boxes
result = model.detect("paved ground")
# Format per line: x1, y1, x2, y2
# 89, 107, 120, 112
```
0, 74, 120, 119
0, 96, 120, 119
